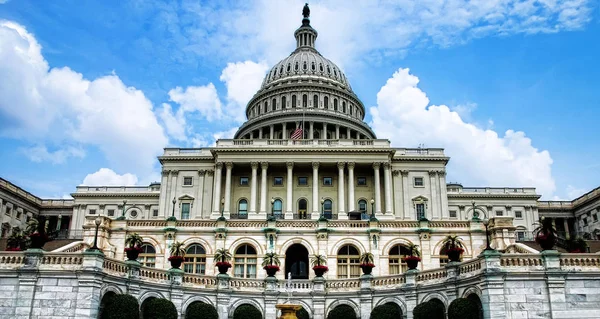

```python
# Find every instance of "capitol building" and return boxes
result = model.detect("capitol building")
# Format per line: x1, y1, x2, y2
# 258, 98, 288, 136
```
1, 5, 599, 319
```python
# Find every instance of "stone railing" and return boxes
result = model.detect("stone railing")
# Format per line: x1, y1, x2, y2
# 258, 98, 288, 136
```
103, 257, 128, 276
216, 139, 391, 149
447, 187, 537, 194
372, 274, 406, 288
182, 273, 217, 288
428, 221, 470, 228
559, 254, 600, 268
40, 253, 84, 268
230, 277, 266, 290
0, 252, 24, 268
379, 221, 420, 228
276, 220, 317, 228
127, 220, 168, 227
325, 278, 361, 291
139, 266, 170, 282
415, 268, 448, 283
327, 221, 368, 228
500, 254, 544, 268
176, 220, 217, 227
458, 258, 483, 276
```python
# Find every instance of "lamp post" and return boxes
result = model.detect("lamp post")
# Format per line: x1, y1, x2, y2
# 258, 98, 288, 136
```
220, 197, 225, 218
370, 198, 375, 216
320, 198, 325, 219
472, 200, 493, 251
271, 198, 275, 218
117, 200, 127, 220
171, 197, 176, 218
88, 217, 102, 252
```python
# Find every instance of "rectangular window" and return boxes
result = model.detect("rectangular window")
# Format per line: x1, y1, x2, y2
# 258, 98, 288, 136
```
16, 211, 22, 220
357, 177, 367, 186
153, 209, 159, 217
323, 177, 333, 186
5, 206, 12, 216
496, 211, 503, 216
240, 177, 249, 186
449, 210, 457, 218
298, 177, 308, 186
89, 209, 97, 215
181, 203, 190, 220
516, 231, 525, 241
414, 177, 424, 187
107, 209, 115, 217
274, 177, 283, 186
593, 213, 598, 222
515, 211, 523, 219
416, 204, 425, 220
583, 217, 588, 226
183, 177, 193, 186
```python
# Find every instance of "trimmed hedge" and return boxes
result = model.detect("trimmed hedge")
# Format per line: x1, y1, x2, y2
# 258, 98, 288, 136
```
233, 304, 262, 319
413, 300, 445, 319
327, 305, 357, 319
448, 298, 480, 319
370, 303, 402, 319
296, 307, 310, 319
186, 301, 218, 319
100, 294, 139, 319
143, 298, 177, 319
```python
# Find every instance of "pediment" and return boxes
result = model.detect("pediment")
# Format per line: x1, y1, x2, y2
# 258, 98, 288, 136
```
178, 194, 195, 200
411, 195, 428, 202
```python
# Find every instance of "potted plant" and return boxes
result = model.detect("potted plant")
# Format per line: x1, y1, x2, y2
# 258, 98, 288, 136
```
442, 235, 464, 262
124, 233, 143, 261
262, 252, 281, 277
310, 254, 328, 277
566, 238, 588, 253
359, 252, 375, 275
534, 217, 557, 251
214, 248, 233, 274
403, 243, 422, 270
168, 241, 185, 269
26, 218, 48, 249
6, 228, 26, 251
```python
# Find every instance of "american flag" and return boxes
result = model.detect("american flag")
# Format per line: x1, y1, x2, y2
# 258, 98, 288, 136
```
291, 126, 303, 139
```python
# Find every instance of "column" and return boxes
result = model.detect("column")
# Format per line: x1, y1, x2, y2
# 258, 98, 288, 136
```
347, 162, 355, 212
269, 125, 274, 139
250, 162, 258, 214
286, 162, 294, 218
223, 162, 233, 216
282, 122, 287, 139
347, 127, 351, 139
392, 170, 402, 218
212, 163, 223, 216
373, 163, 382, 214
169, 170, 179, 216
323, 123, 328, 139
259, 162, 269, 217
383, 162, 392, 215
337, 162, 346, 217
158, 170, 169, 217
312, 162, 320, 219
309, 121, 314, 139
439, 171, 449, 219
429, 171, 439, 219
204, 170, 214, 218
563, 219, 570, 239
401, 171, 410, 219
335, 125, 340, 139
195, 170, 206, 218
258, 128, 263, 139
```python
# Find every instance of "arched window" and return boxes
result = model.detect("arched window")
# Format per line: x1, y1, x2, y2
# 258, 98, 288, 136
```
333, 69, 337, 77
334, 99, 338, 111
319, 63, 324, 72
313, 95, 318, 108
272, 98, 276, 111
139, 244, 156, 267
302, 94, 307, 108
337, 245, 360, 278
389, 245, 411, 274
326, 65, 331, 74
311, 62, 316, 71
303, 61, 307, 70
280, 65, 284, 74
439, 247, 458, 266
184, 244, 206, 274
238, 199, 248, 218
342, 101, 346, 113
324, 96, 329, 109
282, 96, 287, 109
263, 102, 267, 114
358, 200, 367, 219
323, 199, 333, 219
287, 63, 291, 72
350, 105, 353, 116
295, 62, 299, 71
292, 95, 297, 108
272, 199, 283, 219
298, 199, 308, 219
234, 244, 257, 278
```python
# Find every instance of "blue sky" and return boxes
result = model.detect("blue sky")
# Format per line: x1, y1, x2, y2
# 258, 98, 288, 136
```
0, 0, 598, 200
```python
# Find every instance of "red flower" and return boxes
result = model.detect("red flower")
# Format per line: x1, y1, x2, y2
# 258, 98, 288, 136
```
215, 261, 232, 268
124, 246, 143, 253
6, 247, 21, 251
403, 256, 422, 262
263, 265, 280, 271
168, 256, 184, 262
312, 265, 329, 271
360, 263, 375, 268
447, 247, 464, 254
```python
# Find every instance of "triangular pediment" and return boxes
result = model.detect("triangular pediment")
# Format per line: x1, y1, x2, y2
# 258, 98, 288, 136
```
411, 195, 428, 202
178, 194, 195, 200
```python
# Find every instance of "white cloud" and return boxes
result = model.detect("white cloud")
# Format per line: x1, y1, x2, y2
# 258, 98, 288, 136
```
370, 68, 555, 197
566, 185, 586, 199
168, 83, 222, 122
220, 61, 269, 122
82, 168, 138, 186
0, 21, 168, 175
158, 103, 187, 141
21, 145, 85, 164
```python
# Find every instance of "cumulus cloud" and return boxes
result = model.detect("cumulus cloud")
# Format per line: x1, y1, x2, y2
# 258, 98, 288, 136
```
21, 145, 85, 164
0, 21, 168, 175
82, 168, 138, 186
220, 61, 269, 122
370, 68, 555, 197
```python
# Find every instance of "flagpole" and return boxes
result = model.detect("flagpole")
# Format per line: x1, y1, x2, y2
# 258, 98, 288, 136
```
302, 104, 305, 140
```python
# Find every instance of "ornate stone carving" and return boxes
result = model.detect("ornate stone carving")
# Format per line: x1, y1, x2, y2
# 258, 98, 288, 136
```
287, 162, 294, 169
312, 162, 320, 169
261, 162, 269, 169
316, 233, 328, 240
161, 170, 170, 176
505, 205, 512, 211
215, 162, 223, 169
225, 162, 234, 169
383, 162, 391, 169
400, 170, 409, 177
372, 162, 381, 169
392, 170, 400, 176
438, 170, 447, 177
206, 170, 214, 176
428, 170, 437, 177
337, 162, 346, 169
347, 162, 355, 169
171, 170, 179, 174
198, 170, 206, 176
251, 162, 259, 169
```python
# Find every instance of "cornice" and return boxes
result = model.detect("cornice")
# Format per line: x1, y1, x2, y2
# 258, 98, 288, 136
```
447, 193, 541, 200
71, 193, 160, 198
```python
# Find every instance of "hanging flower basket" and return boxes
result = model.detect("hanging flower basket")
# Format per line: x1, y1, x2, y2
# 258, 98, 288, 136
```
312, 265, 329, 277
124, 246, 143, 261
216, 261, 232, 274
29, 233, 48, 249
360, 263, 375, 275
403, 256, 421, 270
263, 264, 280, 277
168, 256, 184, 269
447, 247, 464, 262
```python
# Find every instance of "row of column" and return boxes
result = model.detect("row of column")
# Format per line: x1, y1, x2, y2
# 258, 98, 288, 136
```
211, 161, 394, 218
246, 122, 364, 140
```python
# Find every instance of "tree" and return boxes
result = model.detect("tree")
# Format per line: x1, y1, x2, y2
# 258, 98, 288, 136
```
233, 304, 262, 319
448, 298, 479, 319
413, 301, 445, 319
185, 301, 218, 319
327, 305, 357, 319
296, 307, 310, 319
143, 298, 177, 319
370, 303, 402, 319
100, 294, 139, 319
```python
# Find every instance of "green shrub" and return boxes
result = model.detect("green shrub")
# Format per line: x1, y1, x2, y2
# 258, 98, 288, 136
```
370, 303, 402, 319
413, 300, 445, 319
233, 304, 262, 319
143, 298, 177, 319
100, 294, 139, 319
296, 307, 310, 319
448, 298, 479, 319
327, 305, 357, 319
186, 301, 218, 319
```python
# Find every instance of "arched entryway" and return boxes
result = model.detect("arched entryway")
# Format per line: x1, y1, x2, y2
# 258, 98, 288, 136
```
467, 294, 484, 319
285, 243, 309, 279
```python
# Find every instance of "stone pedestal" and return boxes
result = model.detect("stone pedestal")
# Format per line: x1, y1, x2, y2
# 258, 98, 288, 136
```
23, 248, 44, 268
82, 250, 105, 270
542, 250, 561, 270
277, 304, 301, 319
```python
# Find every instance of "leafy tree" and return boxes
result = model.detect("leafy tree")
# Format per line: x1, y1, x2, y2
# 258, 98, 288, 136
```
413, 300, 445, 319
448, 298, 479, 319
185, 301, 218, 319
370, 303, 402, 319
233, 304, 262, 319
327, 305, 357, 319
100, 294, 139, 319
143, 298, 177, 319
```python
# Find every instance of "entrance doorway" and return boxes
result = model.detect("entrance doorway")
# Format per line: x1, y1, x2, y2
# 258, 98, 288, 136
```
285, 244, 309, 279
